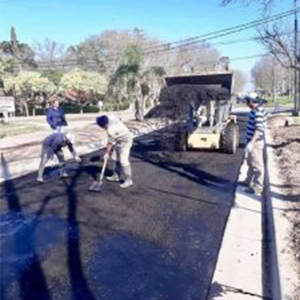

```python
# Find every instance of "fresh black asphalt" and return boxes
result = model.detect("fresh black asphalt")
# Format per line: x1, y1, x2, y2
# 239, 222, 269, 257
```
0, 116, 247, 300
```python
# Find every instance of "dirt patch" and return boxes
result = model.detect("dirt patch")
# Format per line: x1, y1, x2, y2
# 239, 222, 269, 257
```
270, 122, 300, 299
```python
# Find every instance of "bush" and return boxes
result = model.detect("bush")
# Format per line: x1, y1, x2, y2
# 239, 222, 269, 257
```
61, 103, 81, 114
83, 105, 99, 113
104, 100, 130, 111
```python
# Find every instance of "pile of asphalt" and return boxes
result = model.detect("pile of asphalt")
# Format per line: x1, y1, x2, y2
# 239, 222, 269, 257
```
145, 84, 230, 120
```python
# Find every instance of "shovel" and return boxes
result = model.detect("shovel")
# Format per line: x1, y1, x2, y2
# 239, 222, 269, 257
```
88, 155, 109, 192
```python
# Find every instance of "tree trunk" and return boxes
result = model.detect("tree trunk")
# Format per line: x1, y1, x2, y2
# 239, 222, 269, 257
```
134, 99, 144, 121
32, 107, 36, 116
24, 102, 29, 117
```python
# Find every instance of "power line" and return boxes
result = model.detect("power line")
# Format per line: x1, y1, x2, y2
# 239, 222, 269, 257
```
7, 8, 298, 68
143, 9, 299, 56
161, 30, 294, 54
141, 8, 299, 53
19, 52, 269, 72
22, 29, 293, 68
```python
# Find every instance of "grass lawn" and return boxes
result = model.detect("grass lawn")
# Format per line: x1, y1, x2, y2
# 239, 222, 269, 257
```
266, 96, 294, 107
0, 122, 45, 139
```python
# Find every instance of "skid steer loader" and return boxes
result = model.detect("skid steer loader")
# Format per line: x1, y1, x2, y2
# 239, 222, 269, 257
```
167, 72, 239, 154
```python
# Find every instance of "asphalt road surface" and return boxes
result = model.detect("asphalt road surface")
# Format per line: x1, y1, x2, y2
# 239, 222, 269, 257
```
0, 116, 247, 300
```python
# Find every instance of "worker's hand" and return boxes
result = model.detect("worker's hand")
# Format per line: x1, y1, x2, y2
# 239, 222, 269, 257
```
103, 152, 110, 161
245, 142, 253, 154
74, 156, 81, 163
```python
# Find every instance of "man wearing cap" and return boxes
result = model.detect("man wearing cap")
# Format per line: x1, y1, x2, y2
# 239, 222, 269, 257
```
96, 115, 133, 189
36, 132, 81, 183
240, 93, 267, 195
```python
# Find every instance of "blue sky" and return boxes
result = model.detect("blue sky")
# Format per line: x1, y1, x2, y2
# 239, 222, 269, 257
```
0, 0, 293, 88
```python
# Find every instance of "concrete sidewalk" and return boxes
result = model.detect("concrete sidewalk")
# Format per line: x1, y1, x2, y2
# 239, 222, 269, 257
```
208, 129, 298, 300
207, 160, 264, 300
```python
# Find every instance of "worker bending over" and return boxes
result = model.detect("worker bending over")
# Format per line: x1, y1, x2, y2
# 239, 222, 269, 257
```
37, 132, 81, 183
96, 115, 133, 189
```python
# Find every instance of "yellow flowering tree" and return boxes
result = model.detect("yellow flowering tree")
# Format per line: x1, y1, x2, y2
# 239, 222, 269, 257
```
3, 71, 56, 116
60, 68, 108, 113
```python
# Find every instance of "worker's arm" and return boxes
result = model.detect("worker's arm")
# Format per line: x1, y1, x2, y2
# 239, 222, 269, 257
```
103, 142, 113, 160
250, 129, 260, 144
250, 109, 265, 144
66, 141, 76, 156
61, 108, 68, 126
46, 109, 56, 129
65, 140, 81, 162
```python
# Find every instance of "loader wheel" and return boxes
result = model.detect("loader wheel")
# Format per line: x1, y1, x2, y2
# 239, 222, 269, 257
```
221, 123, 238, 154
175, 129, 187, 152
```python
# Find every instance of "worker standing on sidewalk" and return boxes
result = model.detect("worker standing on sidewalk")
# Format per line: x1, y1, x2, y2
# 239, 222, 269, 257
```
36, 132, 81, 183
240, 93, 267, 196
46, 97, 68, 133
96, 115, 133, 189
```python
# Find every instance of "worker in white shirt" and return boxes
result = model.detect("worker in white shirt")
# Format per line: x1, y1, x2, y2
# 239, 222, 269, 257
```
96, 115, 133, 188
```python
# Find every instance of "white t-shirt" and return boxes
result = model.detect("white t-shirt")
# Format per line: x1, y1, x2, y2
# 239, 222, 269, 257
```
107, 115, 133, 144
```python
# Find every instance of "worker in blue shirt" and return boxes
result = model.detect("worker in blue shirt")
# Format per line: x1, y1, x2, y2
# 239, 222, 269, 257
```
46, 97, 68, 132
36, 132, 81, 183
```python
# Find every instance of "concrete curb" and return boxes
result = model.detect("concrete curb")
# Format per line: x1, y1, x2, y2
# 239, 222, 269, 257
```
207, 157, 264, 300
207, 128, 297, 299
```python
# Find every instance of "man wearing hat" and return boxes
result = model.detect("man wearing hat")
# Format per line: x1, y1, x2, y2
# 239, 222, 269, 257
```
240, 92, 267, 195
96, 115, 133, 189
36, 132, 81, 183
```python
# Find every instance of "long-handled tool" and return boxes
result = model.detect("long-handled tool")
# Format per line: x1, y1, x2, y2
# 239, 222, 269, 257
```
88, 156, 109, 192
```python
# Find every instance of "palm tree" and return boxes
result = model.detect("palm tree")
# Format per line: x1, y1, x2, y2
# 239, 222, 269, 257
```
108, 45, 165, 121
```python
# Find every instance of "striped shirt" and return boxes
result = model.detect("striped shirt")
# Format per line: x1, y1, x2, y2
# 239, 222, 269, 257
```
246, 105, 267, 143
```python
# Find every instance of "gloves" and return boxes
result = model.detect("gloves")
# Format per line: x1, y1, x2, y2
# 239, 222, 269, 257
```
74, 156, 82, 163
245, 142, 253, 154
103, 152, 110, 161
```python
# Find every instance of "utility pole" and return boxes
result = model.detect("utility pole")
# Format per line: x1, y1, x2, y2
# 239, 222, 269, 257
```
293, 0, 299, 116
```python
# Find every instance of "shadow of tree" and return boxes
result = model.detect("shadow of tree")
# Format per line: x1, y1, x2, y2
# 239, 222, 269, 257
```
62, 171, 97, 300
0, 157, 52, 300
268, 138, 300, 150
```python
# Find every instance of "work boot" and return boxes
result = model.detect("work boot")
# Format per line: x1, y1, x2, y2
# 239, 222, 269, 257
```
120, 179, 133, 189
106, 173, 120, 182
120, 165, 133, 189
36, 176, 44, 183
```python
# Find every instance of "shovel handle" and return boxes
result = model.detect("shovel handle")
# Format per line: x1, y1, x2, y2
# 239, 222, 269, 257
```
98, 156, 109, 184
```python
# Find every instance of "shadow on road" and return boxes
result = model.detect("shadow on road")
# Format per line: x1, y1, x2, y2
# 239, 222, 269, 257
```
1, 157, 98, 300
63, 170, 97, 300
0, 157, 51, 300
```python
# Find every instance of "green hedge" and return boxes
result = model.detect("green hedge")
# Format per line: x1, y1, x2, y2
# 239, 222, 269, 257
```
17, 101, 131, 116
